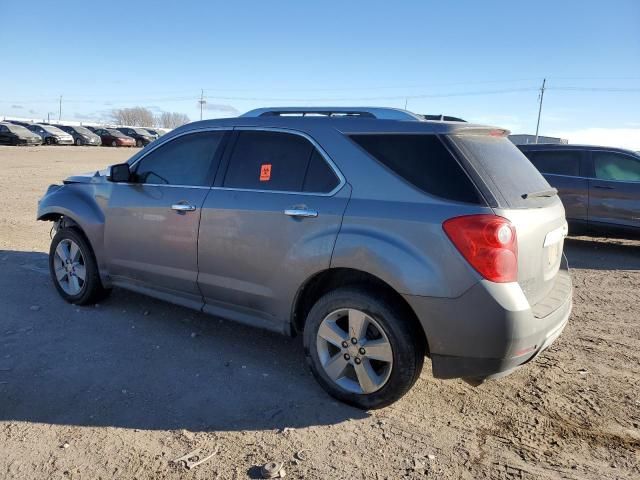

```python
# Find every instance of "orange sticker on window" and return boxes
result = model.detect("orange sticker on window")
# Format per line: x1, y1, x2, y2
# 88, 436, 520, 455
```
260, 163, 272, 181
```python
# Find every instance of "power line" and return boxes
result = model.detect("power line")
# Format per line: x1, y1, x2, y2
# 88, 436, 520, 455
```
535, 79, 546, 144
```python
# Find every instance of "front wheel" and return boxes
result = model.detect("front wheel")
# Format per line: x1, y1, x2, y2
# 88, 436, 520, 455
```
49, 228, 111, 305
111, 140, 117, 147
303, 288, 425, 409
75, 137, 82, 146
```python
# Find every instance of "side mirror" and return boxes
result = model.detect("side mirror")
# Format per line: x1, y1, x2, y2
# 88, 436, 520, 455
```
107, 163, 132, 183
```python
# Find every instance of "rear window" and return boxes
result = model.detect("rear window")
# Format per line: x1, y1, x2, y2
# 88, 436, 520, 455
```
450, 134, 553, 208
349, 134, 482, 204
523, 150, 581, 176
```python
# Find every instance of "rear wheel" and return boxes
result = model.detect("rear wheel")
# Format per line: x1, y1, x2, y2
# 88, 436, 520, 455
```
49, 228, 111, 305
303, 288, 424, 409
45, 137, 53, 145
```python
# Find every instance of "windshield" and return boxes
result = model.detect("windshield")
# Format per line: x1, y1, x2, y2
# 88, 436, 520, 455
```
42, 125, 67, 135
134, 128, 152, 136
449, 133, 553, 208
75, 126, 94, 135
107, 129, 126, 137
6, 124, 33, 135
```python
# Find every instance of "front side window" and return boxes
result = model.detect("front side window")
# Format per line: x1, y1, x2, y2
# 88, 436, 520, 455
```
134, 131, 225, 186
525, 150, 581, 176
593, 151, 640, 182
223, 130, 338, 193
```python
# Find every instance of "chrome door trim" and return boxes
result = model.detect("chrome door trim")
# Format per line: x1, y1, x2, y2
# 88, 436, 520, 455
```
115, 126, 348, 196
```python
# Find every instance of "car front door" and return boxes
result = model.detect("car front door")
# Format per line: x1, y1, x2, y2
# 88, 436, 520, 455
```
588, 150, 640, 229
103, 129, 229, 308
524, 149, 588, 224
197, 129, 350, 333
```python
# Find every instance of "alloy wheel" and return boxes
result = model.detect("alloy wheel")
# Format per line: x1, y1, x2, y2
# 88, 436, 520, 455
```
52, 238, 86, 295
316, 308, 393, 394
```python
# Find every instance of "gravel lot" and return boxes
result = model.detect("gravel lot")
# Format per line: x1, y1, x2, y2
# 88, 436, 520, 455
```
1, 146, 638, 479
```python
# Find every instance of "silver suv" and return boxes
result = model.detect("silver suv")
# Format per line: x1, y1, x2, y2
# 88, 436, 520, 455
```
37, 107, 572, 409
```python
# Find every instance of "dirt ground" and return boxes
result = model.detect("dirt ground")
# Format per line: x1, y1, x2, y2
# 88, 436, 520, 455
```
0, 146, 638, 479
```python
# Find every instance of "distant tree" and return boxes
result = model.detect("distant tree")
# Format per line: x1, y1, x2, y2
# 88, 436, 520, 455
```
157, 112, 190, 129
110, 107, 155, 127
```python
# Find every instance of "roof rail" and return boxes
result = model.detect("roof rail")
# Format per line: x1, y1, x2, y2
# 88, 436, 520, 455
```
241, 107, 424, 121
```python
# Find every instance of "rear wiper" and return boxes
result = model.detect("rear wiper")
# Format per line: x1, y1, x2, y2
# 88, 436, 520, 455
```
521, 187, 558, 199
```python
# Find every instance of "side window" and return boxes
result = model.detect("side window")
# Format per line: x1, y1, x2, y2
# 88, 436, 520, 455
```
134, 131, 225, 186
593, 151, 640, 182
302, 149, 340, 193
525, 151, 581, 176
224, 130, 322, 192
0, 126, 6, 133
350, 134, 482, 204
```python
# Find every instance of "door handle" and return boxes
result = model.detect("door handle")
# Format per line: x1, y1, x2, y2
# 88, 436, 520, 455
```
284, 208, 318, 218
592, 185, 614, 190
171, 203, 196, 212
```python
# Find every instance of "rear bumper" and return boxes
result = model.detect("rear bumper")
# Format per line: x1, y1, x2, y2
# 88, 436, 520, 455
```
403, 258, 572, 381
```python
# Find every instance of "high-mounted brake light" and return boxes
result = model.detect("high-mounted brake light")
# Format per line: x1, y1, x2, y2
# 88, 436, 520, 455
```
443, 214, 518, 283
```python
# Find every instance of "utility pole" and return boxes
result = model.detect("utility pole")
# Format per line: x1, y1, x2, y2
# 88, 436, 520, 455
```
58, 95, 63, 121
534, 78, 546, 144
404, 98, 408, 110
198, 89, 206, 121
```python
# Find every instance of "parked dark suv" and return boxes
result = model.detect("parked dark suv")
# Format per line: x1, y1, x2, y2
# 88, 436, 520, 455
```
518, 144, 640, 236
38, 107, 572, 409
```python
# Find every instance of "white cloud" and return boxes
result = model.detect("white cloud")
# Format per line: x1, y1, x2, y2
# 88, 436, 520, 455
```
547, 128, 640, 151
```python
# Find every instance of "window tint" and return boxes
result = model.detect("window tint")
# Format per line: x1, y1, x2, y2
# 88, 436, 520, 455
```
224, 131, 316, 192
593, 151, 640, 182
450, 135, 551, 208
303, 149, 340, 193
525, 150, 581, 176
134, 131, 225, 186
350, 134, 482, 204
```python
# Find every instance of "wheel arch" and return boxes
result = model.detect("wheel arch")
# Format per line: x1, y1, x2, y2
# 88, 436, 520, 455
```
291, 267, 429, 355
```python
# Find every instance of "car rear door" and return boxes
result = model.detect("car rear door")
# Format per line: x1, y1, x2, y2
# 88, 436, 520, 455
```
522, 149, 588, 224
104, 130, 228, 308
588, 150, 640, 229
197, 128, 350, 333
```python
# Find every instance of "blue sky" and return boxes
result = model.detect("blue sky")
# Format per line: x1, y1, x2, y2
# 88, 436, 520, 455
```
2, 0, 639, 147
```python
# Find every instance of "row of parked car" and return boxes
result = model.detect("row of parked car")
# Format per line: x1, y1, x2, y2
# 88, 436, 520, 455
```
0, 120, 165, 147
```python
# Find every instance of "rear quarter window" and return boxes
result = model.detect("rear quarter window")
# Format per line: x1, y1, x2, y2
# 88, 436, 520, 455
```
349, 134, 483, 204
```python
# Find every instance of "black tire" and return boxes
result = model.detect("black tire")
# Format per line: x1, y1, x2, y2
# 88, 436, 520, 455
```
303, 288, 425, 409
75, 137, 82, 146
111, 140, 117, 147
49, 228, 111, 305
136, 138, 143, 147
45, 137, 53, 145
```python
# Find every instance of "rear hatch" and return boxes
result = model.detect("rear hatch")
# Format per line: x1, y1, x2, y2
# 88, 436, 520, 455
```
447, 131, 568, 307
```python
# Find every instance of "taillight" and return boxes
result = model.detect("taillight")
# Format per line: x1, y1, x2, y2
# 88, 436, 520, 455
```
443, 214, 517, 283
